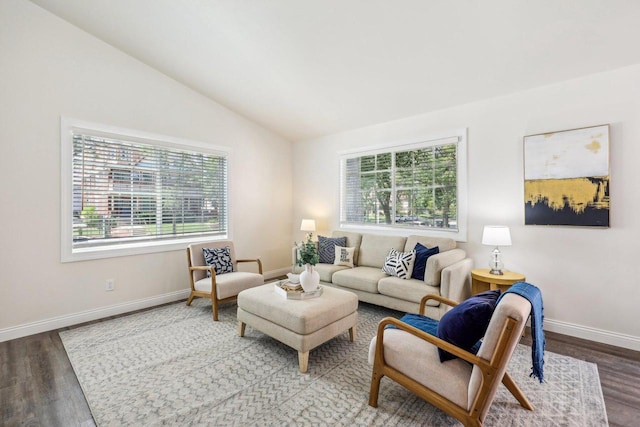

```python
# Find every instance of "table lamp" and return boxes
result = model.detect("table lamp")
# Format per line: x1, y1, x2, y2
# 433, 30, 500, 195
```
482, 225, 511, 275
300, 219, 316, 238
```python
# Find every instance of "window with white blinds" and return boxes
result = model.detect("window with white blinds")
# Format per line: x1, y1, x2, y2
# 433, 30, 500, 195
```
340, 130, 467, 240
61, 118, 229, 261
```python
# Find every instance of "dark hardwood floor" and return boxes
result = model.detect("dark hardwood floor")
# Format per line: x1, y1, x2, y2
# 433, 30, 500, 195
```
1, 306, 639, 427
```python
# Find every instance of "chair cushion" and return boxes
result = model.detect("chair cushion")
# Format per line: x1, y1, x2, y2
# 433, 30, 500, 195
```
203, 246, 234, 277
411, 243, 439, 281
368, 329, 472, 408
195, 271, 264, 300
318, 235, 347, 264
437, 290, 501, 362
381, 248, 416, 279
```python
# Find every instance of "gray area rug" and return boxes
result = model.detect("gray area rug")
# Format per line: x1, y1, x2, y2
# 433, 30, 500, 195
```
60, 298, 608, 426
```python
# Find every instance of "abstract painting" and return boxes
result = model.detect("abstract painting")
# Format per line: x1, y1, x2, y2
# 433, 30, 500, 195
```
524, 124, 609, 227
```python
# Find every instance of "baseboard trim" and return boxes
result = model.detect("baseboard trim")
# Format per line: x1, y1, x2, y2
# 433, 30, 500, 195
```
0, 289, 191, 343
1, 268, 289, 344
5, 284, 638, 352
545, 318, 640, 352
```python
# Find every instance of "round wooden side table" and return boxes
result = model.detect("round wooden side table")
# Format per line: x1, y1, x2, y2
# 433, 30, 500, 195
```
471, 268, 525, 295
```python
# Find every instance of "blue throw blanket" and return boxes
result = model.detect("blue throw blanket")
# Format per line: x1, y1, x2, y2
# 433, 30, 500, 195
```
498, 281, 545, 383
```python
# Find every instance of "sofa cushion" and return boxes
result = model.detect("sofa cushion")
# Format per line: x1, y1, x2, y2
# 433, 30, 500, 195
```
378, 277, 441, 305
334, 246, 355, 267
318, 235, 347, 264
358, 234, 407, 268
382, 248, 416, 279
309, 262, 350, 283
437, 290, 501, 362
332, 266, 387, 293
411, 243, 440, 281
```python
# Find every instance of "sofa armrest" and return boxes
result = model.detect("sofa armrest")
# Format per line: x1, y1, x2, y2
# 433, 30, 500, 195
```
423, 248, 466, 286
439, 258, 474, 313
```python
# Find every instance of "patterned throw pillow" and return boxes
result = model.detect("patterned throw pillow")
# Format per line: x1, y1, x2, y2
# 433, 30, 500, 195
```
381, 248, 416, 279
203, 247, 234, 277
318, 235, 347, 264
334, 246, 355, 268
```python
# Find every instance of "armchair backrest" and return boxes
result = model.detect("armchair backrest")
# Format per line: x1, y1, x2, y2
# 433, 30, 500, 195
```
187, 240, 237, 281
467, 293, 531, 417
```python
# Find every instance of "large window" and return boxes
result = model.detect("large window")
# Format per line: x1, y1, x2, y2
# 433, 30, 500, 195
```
340, 129, 467, 241
61, 118, 229, 261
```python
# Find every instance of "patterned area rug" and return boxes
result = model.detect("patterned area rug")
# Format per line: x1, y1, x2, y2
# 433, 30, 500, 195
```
60, 298, 608, 426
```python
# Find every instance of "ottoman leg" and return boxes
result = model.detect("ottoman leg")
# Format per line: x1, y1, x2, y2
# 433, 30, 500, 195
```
349, 324, 357, 342
298, 351, 309, 373
238, 321, 246, 337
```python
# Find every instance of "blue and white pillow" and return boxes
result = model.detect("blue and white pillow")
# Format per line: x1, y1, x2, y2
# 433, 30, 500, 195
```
203, 247, 234, 277
381, 248, 416, 279
318, 235, 347, 264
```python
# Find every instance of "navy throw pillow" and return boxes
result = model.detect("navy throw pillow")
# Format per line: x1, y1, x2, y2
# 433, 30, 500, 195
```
318, 235, 347, 264
411, 243, 439, 281
437, 290, 501, 362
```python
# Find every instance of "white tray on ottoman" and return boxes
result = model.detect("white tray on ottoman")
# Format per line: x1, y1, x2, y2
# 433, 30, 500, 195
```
237, 283, 358, 373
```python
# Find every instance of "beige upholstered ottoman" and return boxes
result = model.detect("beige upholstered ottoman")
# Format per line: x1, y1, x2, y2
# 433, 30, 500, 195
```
237, 284, 358, 373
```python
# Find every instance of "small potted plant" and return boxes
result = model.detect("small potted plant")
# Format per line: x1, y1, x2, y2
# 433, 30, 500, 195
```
296, 233, 320, 291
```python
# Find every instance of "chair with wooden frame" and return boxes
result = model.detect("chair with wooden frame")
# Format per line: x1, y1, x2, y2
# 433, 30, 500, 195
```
186, 240, 264, 321
368, 293, 534, 427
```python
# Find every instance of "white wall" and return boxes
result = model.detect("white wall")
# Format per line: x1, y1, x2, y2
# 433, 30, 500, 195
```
0, 0, 293, 340
293, 64, 640, 350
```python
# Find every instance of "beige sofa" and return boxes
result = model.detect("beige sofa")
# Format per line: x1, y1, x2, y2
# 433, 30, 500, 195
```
294, 231, 473, 320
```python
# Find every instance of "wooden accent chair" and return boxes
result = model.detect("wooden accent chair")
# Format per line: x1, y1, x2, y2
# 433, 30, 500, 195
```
368, 293, 534, 427
186, 240, 264, 321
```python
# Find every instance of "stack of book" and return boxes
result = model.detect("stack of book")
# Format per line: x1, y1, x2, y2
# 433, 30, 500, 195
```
274, 280, 323, 299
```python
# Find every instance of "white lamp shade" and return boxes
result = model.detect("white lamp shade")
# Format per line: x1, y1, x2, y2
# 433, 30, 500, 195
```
300, 219, 316, 232
482, 226, 512, 246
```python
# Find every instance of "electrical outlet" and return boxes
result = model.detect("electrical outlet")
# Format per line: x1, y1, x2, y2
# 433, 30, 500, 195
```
105, 279, 115, 291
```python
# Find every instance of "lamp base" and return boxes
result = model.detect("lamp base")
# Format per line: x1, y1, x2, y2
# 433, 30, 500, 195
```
489, 268, 504, 275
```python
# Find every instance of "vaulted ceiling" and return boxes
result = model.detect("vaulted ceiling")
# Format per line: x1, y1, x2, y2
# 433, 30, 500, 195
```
30, 0, 640, 141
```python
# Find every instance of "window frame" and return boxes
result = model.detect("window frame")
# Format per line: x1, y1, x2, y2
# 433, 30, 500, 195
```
61, 117, 231, 262
338, 128, 468, 241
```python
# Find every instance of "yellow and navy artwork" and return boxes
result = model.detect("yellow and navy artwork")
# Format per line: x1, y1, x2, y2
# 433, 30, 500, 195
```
524, 124, 610, 227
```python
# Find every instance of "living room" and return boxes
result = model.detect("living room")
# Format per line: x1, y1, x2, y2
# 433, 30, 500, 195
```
1, 0, 640, 425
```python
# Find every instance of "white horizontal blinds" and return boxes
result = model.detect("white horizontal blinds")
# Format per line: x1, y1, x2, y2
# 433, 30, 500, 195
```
394, 143, 457, 229
342, 153, 393, 225
72, 133, 227, 248
340, 139, 458, 230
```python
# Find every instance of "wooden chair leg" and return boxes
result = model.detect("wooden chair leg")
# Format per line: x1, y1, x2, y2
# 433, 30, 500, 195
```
502, 372, 534, 410
238, 321, 246, 337
186, 294, 194, 306
369, 368, 383, 407
212, 299, 219, 321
